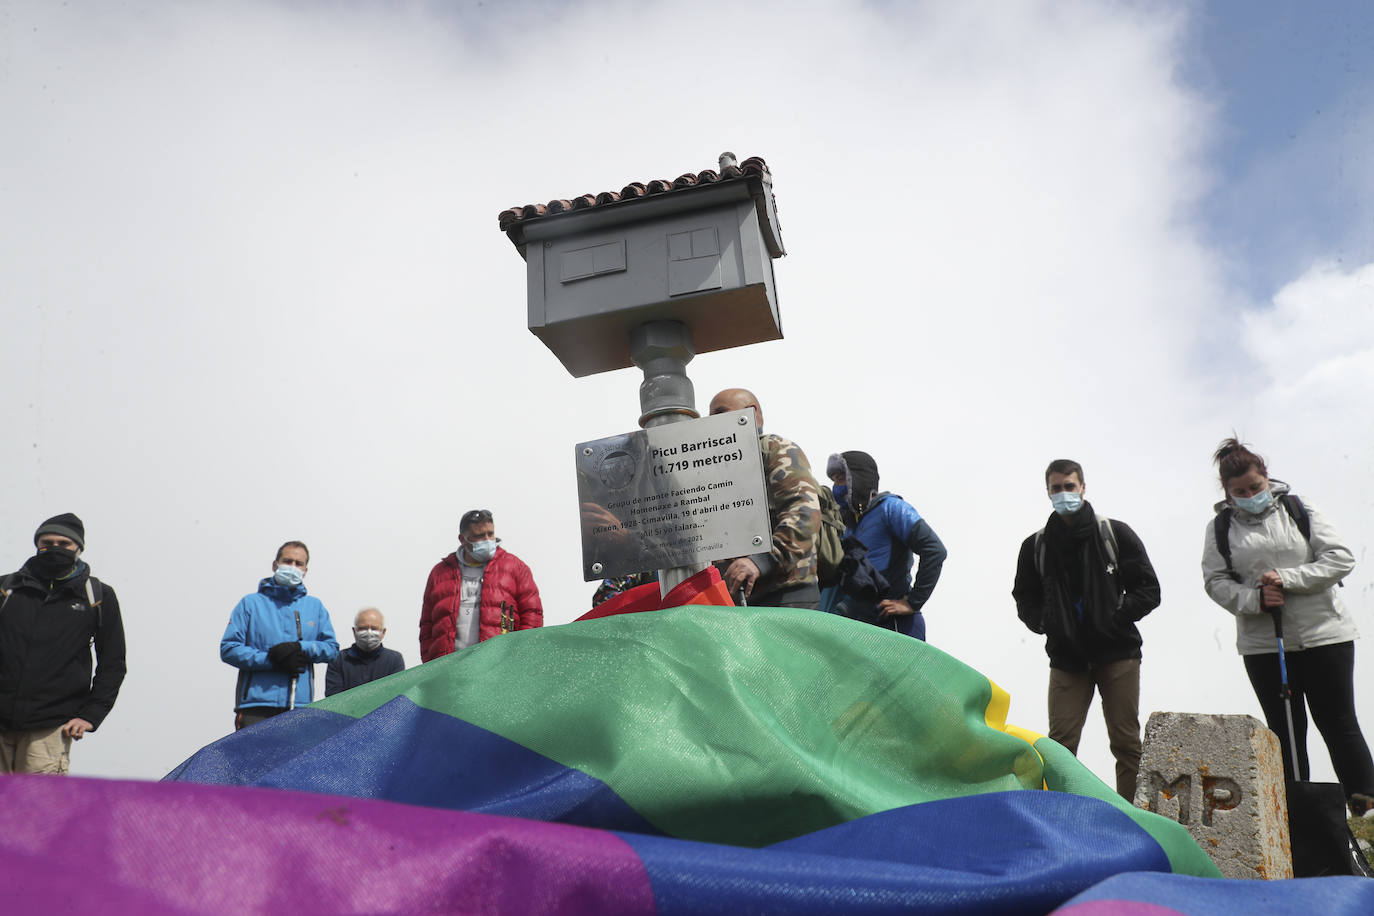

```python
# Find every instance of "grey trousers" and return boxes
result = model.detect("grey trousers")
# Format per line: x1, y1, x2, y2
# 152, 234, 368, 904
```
1048, 658, 1142, 800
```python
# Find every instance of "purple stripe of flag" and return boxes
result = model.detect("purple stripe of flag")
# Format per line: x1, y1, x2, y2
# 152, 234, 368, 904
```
0, 773, 655, 915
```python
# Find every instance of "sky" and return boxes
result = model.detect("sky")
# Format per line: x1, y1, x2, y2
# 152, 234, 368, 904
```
3, 0, 1373, 790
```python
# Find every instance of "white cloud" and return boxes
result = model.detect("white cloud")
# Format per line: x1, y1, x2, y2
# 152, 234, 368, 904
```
1245, 261, 1374, 405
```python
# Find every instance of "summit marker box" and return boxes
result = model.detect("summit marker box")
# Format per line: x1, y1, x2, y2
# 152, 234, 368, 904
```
500, 156, 786, 378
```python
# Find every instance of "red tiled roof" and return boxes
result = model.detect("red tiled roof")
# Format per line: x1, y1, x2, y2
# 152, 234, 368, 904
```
498, 154, 772, 235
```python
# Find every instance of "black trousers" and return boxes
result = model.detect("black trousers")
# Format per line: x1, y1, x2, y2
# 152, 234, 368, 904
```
1244, 640, 1374, 798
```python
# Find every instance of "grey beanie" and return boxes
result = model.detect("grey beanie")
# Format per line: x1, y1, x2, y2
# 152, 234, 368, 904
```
34, 513, 85, 550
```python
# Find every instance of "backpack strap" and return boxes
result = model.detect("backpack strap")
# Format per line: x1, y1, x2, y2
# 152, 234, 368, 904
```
85, 576, 104, 631
1097, 517, 1125, 611
1033, 528, 1046, 579
1213, 507, 1241, 582
1280, 494, 1311, 542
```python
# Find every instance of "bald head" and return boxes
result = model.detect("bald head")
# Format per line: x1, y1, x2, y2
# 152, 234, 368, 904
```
353, 607, 385, 630
709, 388, 763, 432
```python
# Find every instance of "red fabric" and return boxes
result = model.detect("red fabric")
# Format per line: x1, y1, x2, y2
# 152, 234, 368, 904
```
419, 549, 543, 662
576, 567, 733, 622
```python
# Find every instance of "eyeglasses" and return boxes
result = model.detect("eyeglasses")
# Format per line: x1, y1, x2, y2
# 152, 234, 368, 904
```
460, 509, 494, 529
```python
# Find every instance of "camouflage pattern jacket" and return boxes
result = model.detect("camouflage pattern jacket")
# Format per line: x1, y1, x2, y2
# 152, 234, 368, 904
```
747, 433, 821, 594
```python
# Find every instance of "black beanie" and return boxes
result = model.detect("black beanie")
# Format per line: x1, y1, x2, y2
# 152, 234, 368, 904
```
35, 513, 85, 551
841, 451, 881, 518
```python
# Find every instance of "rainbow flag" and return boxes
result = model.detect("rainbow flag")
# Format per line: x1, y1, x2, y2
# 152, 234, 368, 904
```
3, 597, 1367, 912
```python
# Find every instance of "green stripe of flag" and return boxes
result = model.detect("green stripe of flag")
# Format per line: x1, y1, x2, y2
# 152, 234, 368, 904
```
316, 606, 1217, 875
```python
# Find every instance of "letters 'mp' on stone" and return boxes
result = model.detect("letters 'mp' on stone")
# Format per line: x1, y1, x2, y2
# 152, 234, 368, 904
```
1134, 712, 1291, 880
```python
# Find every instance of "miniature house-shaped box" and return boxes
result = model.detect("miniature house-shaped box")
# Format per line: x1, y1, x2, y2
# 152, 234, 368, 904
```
499, 154, 786, 377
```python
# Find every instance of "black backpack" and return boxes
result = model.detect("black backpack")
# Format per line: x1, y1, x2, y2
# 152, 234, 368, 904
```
1213, 494, 1338, 586
816, 486, 847, 588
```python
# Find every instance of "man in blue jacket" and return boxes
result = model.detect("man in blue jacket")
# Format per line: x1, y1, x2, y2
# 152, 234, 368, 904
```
824, 452, 947, 641
221, 541, 338, 730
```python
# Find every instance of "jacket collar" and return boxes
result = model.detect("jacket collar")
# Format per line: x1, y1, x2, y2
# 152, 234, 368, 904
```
257, 577, 307, 601
14, 559, 91, 595
442, 547, 505, 569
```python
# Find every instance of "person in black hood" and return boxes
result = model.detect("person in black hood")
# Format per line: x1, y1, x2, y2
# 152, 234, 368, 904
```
1012, 460, 1160, 800
0, 513, 127, 773
824, 451, 947, 640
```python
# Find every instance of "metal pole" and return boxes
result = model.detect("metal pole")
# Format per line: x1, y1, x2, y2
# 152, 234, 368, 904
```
1270, 608, 1302, 777
629, 320, 708, 596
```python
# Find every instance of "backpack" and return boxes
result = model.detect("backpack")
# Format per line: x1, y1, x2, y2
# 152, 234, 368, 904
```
1034, 516, 1124, 611
816, 485, 847, 588
0, 572, 104, 629
1213, 493, 1339, 586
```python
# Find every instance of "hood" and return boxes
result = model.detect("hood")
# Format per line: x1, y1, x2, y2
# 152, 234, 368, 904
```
840, 451, 881, 519
257, 576, 307, 600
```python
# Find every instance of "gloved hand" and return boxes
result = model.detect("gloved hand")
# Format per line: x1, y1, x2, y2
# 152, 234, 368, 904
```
288, 648, 311, 673
267, 641, 303, 672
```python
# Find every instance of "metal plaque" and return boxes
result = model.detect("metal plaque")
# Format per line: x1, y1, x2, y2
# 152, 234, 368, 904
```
575, 409, 771, 581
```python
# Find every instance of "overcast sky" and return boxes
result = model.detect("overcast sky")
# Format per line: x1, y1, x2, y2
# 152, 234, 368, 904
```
3, 0, 1372, 788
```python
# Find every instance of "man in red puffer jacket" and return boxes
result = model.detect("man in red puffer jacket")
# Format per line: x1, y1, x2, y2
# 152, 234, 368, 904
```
419, 509, 543, 662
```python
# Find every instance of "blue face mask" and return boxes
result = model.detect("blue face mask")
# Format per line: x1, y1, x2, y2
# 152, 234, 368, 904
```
1050, 491, 1083, 515
273, 564, 304, 588
468, 539, 497, 563
1233, 489, 1273, 515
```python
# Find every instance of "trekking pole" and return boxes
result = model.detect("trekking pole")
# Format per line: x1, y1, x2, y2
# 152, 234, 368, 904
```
1269, 607, 1302, 777
288, 608, 303, 711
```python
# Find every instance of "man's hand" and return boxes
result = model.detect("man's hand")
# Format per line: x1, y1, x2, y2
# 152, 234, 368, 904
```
878, 598, 914, 618
268, 641, 303, 672
723, 558, 761, 601
62, 718, 93, 740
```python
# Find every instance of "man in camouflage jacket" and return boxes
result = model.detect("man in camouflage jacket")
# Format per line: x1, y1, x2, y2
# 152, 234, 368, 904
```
708, 389, 822, 609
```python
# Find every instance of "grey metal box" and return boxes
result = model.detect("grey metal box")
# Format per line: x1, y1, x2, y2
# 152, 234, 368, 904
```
509, 174, 785, 377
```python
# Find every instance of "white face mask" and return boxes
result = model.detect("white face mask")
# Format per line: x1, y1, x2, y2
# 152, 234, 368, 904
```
1049, 491, 1083, 516
354, 628, 383, 652
273, 564, 304, 588
467, 539, 497, 563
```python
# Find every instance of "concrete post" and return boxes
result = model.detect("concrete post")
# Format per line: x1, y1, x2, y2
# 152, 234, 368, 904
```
1134, 712, 1291, 879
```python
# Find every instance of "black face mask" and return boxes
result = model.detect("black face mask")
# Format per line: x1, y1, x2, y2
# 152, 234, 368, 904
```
32, 547, 78, 578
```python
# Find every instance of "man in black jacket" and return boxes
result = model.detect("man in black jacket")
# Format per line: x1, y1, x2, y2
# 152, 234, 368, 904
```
0, 513, 127, 773
1012, 460, 1159, 800
325, 607, 404, 697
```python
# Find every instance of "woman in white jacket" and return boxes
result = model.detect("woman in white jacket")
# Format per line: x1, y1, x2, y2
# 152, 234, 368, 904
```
1201, 438, 1373, 816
